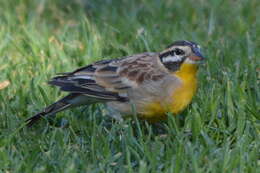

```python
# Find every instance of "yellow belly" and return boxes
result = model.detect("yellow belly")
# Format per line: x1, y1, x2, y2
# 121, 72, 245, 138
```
140, 63, 198, 122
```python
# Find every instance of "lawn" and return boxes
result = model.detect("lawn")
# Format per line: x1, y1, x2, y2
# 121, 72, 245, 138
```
0, 0, 259, 172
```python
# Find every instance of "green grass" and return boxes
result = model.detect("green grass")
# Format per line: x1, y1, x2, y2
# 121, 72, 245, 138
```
0, 0, 259, 172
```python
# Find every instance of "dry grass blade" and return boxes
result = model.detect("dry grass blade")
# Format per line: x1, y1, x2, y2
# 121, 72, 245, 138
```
0, 80, 10, 90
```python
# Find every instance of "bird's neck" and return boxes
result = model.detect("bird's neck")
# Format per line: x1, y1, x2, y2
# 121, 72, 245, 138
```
174, 63, 198, 81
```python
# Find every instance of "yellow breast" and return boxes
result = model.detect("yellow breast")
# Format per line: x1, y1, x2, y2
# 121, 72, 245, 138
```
170, 63, 198, 114
141, 63, 198, 122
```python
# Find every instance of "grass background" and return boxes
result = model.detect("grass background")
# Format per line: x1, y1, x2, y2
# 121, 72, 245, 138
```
0, 0, 259, 172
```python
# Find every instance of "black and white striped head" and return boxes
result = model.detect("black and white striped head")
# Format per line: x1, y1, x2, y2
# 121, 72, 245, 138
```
159, 40, 205, 71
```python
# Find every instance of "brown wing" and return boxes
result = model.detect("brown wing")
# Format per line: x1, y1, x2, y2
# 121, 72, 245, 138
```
48, 52, 168, 102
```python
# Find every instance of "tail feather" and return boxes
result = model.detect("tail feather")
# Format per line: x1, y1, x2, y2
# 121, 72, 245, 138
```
26, 94, 78, 127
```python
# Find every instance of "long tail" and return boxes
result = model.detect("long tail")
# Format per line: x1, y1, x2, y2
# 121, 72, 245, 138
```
26, 94, 79, 127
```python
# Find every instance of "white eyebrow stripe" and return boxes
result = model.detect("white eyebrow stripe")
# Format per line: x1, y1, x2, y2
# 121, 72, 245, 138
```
162, 55, 182, 63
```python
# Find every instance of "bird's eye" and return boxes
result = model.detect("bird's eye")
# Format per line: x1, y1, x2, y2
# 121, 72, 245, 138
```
175, 48, 185, 55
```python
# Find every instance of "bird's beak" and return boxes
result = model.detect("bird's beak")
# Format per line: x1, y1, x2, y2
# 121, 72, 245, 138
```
188, 47, 205, 61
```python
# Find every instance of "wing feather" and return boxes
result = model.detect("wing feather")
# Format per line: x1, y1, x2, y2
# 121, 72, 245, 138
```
49, 52, 167, 102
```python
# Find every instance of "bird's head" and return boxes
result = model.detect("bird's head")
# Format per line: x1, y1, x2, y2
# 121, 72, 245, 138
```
159, 40, 205, 72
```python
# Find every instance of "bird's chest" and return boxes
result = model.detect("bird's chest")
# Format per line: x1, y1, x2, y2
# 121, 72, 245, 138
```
142, 78, 197, 114
140, 64, 198, 121
169, 77, 197, 114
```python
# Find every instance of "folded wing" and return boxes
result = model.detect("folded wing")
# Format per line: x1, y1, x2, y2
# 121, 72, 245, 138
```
49, 53, 167, 102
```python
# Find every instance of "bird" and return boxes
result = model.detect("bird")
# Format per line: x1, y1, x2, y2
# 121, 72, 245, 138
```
26, 40, 205, 126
